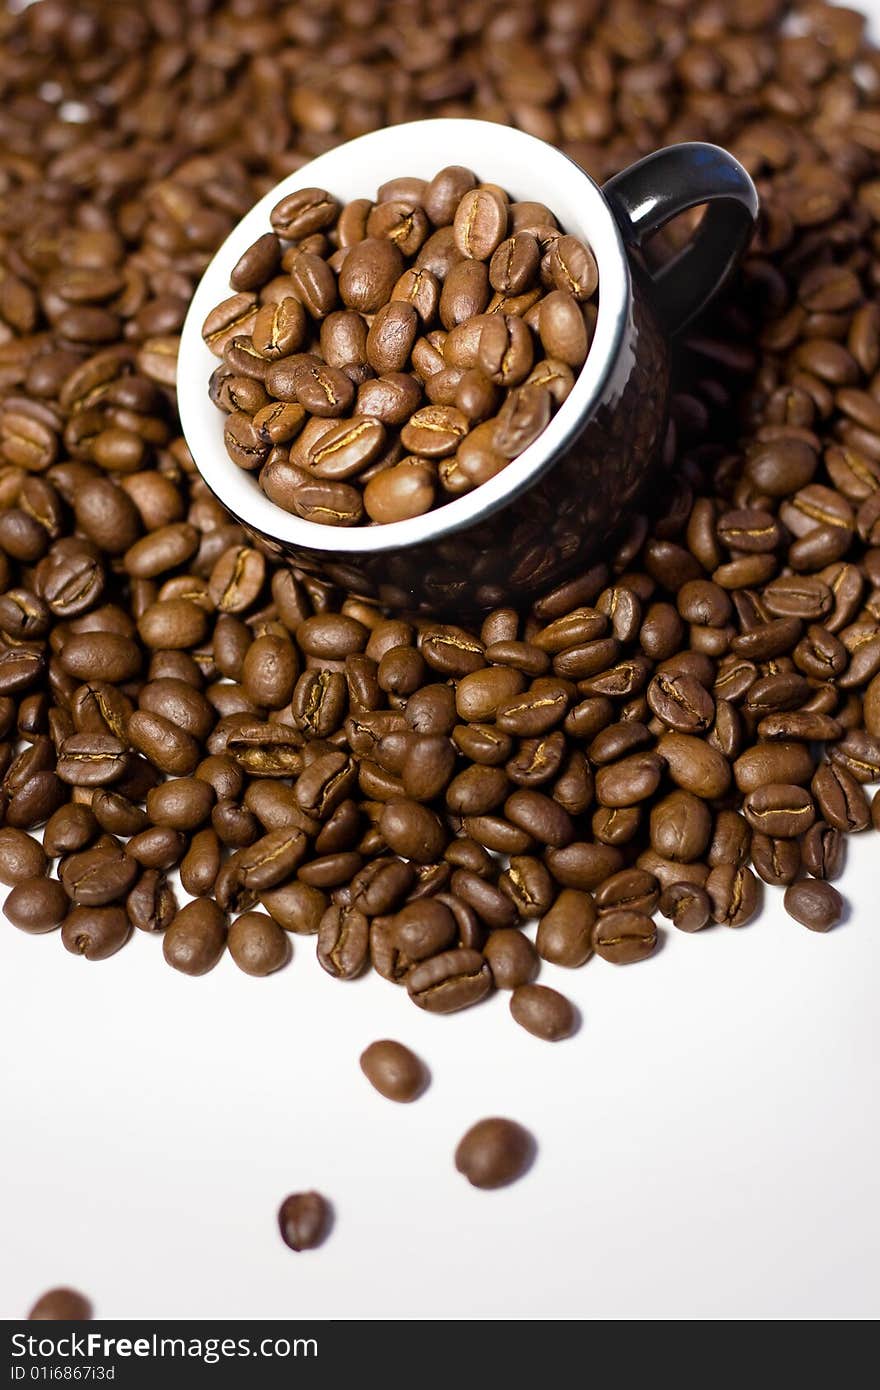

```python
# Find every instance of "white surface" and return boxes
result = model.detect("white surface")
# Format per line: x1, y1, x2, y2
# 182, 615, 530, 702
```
1, 833, 879, 1321
5, 0, 880, 1321
178, 118, 631, 554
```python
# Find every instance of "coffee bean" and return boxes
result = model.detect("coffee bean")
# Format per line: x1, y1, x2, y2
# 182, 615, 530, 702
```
28, 1289, 92, 1321
510, 984, 576, 1041
5, 877, 69, 933
60, 846, 138, 906
545, 841, 622, 891
453, 188, 508, 261
706, 863, 761, 927
454, 1117, 534, 1189
504, 789, 573, 847
594, 868, 659, 917
260, 880, 327, 934
743, 783, 816, 838
277, 1191, 330, 1252
657, 733, 731, 799
127, 870, 176, 934
595, 752, 663, 808
802, 822, 845, 881
812, 760, 870, 832
380, 798, 447, 862
783, 879, 844, 932
359, 1040, 427, 1102
163, 899, 227, 976
0, 826, 47, 884
228, 911, 291, 976
61, 906, 131, 961
317, 903, 369, 979
406, 947, 492, 1013
593, 910, 657, 964
483, 927, 538, 989
658, 882, 712, 933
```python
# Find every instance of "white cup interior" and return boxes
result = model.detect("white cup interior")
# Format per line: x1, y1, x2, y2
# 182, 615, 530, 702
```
178, 118, 631, 555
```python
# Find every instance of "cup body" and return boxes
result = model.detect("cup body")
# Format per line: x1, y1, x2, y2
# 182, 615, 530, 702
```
179, 119, 670, 615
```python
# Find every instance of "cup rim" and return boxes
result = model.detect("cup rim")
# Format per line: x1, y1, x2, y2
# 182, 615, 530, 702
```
178, 118, 632, 556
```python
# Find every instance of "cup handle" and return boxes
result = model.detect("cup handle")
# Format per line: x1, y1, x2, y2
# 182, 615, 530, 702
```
603, 142, 759, 336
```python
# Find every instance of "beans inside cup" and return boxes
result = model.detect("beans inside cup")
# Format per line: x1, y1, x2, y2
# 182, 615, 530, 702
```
202, 171, 599, 525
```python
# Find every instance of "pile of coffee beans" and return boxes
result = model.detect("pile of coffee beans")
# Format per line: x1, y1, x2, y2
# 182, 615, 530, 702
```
204, 172, 597, 525
2, 0, 879, 986
5, 0, 880, 1273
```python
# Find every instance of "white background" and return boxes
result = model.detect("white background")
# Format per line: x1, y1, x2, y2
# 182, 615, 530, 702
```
2, 1, 880, 1323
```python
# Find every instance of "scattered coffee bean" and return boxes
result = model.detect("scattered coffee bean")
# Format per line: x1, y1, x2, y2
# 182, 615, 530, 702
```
455, 1117, 535, 1189
277, 1191, 331, 1251
783, 880, 845, 933
28, 1288, 92, 1321
510, 984, 576, 1041
359, 1039, 427, 1102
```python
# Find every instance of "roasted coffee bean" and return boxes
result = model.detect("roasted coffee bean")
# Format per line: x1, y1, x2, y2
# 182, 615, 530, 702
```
649, 791, 712, 863
743, 783, 816, 839
812, 760, 871, 832
453, 188, 508, 261
658, 734, 731, 799
595, 752, 663, 808
510, 984, 576, 1041
545, 841, 622, 891
260, 880, 327, 934
647, 673, 714, 733
0, 826, 47, 884
454, 1117, 534, 1189
499, 855, 554, 917
317, 903, 369, 979
706, 863, 760, 928
60, 846, 138, 906
5, 877, 69, 934
61, 906, 131, 961
733, 742, 815, 794
163, 900, 227, 976
380, 798, 447, 862
28, 1289, 92, 1322
592, 910, 657, 965
802, 822, 845, 881
406, 947, 492, 1013
594, 869, 659, 918
349, 858, 415, 916
392, 899, 456, 961
228, 911, 291, 976
504, 789, 573, 847
483, 928, 539, 989
658, 882, 712, 933
277, 1191, 330, 1252
828, 730, 880, 784
126, 870, 176, 934
750, 833, 801, 887
43, 804, 98, 858
360, 1040, 427, 1102
783, 879, 844, 932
